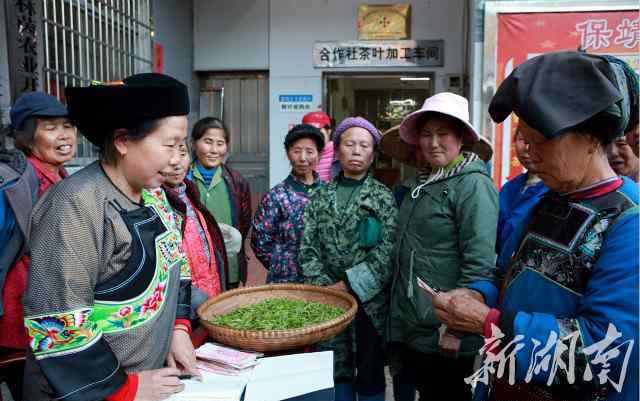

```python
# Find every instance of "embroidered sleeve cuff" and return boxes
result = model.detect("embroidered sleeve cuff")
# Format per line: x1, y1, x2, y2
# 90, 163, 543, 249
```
467, 280, 499, 308
345, 261, 378, 304
106, 374, 139, 401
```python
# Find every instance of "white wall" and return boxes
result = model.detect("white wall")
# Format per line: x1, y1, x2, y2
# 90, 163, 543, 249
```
153, 0, 200, 125
194, 0, 270, 71
193, 0, 467, 186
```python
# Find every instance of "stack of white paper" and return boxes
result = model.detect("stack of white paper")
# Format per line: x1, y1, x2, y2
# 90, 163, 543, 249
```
168, 346, 333, 401
244, 351, 334, 401
167, 368, 251, 401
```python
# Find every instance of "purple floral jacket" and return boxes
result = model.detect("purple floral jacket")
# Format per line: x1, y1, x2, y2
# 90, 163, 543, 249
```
250, 174, 323, 283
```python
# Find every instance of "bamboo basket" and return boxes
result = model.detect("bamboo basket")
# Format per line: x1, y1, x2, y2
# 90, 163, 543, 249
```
197, 284, 358, 352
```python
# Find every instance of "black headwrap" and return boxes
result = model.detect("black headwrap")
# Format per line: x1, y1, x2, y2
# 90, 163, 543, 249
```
65, 73, 190, 147
601, 54, 639, 133
489, 51, 639, 142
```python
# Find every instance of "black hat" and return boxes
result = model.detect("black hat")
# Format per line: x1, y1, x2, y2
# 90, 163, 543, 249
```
65, 73, 189, 147
10, 92, 68, 131
489, 51, 633, 141
284, 124, 325, 152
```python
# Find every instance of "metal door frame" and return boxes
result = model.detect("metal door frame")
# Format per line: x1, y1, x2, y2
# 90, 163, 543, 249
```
322, 71, 436, 117
199, 71, 270, 208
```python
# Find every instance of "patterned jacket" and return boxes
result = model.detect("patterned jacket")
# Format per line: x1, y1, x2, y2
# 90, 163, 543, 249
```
251, 174, 323, 283
299, 173, 398, 335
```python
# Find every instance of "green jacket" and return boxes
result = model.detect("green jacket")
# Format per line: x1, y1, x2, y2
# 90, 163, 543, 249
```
300, 173, 398, 335
388, 158, 498, 356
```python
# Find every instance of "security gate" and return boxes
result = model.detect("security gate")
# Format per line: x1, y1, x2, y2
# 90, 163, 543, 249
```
41, 0, 153, 165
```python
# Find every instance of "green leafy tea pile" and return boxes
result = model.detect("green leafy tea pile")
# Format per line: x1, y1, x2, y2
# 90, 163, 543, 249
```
211, 298, 344, 330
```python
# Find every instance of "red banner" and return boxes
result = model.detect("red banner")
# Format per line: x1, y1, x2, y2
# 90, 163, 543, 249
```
153, 41, 164, 73
493, 10, 640, 186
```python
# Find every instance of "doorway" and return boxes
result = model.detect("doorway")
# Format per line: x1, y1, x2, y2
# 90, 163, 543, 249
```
325, 73, 434, 187
199, 72, 269, 209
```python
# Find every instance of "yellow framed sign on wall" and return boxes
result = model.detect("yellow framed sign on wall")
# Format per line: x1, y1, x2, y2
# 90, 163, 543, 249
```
357, 4, 411, 40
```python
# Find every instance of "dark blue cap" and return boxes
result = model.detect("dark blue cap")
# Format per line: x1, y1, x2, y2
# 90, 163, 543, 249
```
10, 92, 68, 130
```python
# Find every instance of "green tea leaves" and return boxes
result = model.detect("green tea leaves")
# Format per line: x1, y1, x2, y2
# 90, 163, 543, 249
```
210, 298, 344, 330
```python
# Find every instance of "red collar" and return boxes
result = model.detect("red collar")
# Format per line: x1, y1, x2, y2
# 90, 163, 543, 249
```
564, 177, 623, 201
27, 155, 68, 185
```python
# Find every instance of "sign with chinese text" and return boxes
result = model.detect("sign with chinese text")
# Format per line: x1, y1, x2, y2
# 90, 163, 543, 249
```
7, 0, 40, 99
357, 4, 411, 40
491, 10, 639, 186
467, 323, 633, 394
313, 40, 444, 68
279, 94, 314, 113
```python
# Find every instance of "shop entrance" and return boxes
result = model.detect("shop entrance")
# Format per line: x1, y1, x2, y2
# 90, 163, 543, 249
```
325, 73, 434, 188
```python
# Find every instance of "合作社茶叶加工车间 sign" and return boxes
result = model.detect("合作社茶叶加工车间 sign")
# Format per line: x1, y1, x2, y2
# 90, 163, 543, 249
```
313, 40, 444, 68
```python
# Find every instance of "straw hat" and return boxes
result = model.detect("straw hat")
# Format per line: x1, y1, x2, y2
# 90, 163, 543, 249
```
399, 92, 479, 146
381, 125, 493, 167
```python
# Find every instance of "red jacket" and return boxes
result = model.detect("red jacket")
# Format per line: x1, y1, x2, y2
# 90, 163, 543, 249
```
0, 156, 68, 349
164, 180, 230, 290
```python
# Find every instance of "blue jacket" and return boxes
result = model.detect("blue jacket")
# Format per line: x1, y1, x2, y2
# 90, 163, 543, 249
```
496, 172, 548, 271
472, 178, 639, 401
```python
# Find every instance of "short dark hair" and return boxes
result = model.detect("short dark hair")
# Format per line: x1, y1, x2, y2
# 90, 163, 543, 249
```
101, 118, 162, 165
416, 111, 466, 138
284, 124, 324, 152
191, 117, 229, 145
12, 117, 38, 154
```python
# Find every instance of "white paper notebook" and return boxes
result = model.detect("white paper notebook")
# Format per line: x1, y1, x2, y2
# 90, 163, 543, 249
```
167, 368, 251, 401
244, 351, 334, 401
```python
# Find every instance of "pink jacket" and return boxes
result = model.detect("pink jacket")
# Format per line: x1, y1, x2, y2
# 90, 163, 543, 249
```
316, 141, 334, 182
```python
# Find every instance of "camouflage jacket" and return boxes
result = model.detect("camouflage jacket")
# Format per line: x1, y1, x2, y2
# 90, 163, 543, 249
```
299, 173, 398, 335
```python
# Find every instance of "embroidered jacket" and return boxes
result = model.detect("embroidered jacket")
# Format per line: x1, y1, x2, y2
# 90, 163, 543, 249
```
22, 162, 191, 401
251, 173, 323, 283
496, 172, 548, 271
472, 178, 639, 401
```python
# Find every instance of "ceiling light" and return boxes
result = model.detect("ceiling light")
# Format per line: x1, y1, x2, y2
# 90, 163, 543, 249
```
400, 77, 431, 81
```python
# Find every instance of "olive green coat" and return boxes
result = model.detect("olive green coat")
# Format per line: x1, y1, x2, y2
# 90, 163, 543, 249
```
388, 159, 498, 357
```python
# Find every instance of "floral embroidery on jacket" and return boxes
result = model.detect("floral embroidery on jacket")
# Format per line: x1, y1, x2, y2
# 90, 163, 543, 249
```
25, 308, 99, 357
251, 175, 323, 283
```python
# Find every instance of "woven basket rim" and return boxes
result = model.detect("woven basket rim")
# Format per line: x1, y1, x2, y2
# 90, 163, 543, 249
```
197, 284, 358, 338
